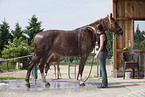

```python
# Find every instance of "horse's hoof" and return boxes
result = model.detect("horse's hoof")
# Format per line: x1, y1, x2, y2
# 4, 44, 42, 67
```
45, 82, 50, 87
79, 83, 85, 86
25, 83, 30, 88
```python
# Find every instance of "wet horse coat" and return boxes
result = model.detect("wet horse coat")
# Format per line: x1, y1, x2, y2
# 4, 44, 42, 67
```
25, 14, 123, 88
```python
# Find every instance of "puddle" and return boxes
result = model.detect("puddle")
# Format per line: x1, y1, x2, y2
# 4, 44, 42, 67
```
0, 83, 9, 85
0, 78, 99, 91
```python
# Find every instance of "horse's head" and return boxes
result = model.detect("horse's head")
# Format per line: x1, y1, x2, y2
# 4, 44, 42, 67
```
104, 13, 123, 35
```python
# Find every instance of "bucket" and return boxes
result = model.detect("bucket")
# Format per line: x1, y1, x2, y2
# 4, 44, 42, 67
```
125, 72, 131, 79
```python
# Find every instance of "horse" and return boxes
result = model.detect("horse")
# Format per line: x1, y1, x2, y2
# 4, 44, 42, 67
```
44, 53, 61, 79
25, 14, 123, 88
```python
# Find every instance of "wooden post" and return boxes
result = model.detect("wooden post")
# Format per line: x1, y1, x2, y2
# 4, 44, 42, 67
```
113, 0, 117, 77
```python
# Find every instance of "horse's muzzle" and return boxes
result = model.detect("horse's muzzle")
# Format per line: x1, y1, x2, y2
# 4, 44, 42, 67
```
117, 28, 123, 36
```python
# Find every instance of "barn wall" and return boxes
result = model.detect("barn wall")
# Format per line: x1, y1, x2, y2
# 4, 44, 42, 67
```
116, 0, 145, 49
113, 0, 145, 77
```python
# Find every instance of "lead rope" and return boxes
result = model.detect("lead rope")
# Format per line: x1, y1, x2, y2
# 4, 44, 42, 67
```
83, 56, 95, 83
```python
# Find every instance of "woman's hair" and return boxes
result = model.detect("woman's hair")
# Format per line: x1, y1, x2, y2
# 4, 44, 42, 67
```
96, 24, 103, 31
96, 24, 105, 42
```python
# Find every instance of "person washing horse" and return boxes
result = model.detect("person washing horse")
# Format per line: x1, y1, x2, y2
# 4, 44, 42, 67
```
25, 14, 123, 88
94, 24, 108, 88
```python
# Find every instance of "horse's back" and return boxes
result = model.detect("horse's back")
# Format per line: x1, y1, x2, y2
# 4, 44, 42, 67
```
35, 30, 76, 40
34, 30, 78, 54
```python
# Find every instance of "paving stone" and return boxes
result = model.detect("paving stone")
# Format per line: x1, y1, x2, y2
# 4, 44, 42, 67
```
0, 65, 145, 97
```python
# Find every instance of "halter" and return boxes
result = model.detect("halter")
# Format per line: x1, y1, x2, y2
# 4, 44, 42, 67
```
108, 16, 117, 40
108, 16, 118, 31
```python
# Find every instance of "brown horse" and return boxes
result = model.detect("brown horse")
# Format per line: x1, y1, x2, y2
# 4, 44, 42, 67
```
44, 53, 61, 79
25, 14, 123, 88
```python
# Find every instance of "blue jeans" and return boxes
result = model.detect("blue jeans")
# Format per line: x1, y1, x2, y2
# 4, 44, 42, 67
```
99, 51, 108, 86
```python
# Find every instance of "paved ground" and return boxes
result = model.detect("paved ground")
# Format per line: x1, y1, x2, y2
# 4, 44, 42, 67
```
0, 65, 145, 97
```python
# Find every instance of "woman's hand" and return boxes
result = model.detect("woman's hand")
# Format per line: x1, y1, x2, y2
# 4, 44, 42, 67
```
94, 53, 98, 60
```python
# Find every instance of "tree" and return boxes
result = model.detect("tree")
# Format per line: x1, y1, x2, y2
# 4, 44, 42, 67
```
134, 24, 144, 43
140, 31, 145, 42
26, 15, 44, 46
134, 40, 145, 49
106, 31, 113, 58
0, 20, 12, 55
1, 37, 33, 58
11, 22, 23, 39
134, 24, 145, 49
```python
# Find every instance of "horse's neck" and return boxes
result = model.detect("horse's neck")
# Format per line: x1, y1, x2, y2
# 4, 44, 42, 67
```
76, 17, 108, 31
87, 21, 100, 27
88, 17, 108, 31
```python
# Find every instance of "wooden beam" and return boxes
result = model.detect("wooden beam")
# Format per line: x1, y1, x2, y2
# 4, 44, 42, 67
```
117, 17, 145, 21
116, 49, 145, 52
132, 49, 145, 52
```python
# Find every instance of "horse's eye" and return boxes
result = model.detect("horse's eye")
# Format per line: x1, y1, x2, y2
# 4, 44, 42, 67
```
115, 22, 118, 25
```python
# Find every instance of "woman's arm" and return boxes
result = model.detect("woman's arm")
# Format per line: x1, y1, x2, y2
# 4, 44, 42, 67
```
94, 34, 105, 60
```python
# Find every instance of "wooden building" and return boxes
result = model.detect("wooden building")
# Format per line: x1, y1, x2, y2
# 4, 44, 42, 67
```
112, 0, 145, 77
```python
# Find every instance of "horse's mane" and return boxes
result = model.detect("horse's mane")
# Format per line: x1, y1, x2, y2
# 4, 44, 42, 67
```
76, 16, 108, 30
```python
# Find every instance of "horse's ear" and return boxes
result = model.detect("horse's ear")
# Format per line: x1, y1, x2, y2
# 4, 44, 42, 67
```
110, 13, 112, 19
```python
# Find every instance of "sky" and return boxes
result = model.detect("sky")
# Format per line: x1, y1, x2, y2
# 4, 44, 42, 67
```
134, 21, 145, 32
0, 0, 112, 30
0, 0, 144, 32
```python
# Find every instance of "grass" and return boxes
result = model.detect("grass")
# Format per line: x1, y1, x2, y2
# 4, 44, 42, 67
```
0, 61, 15, 72
0, 77, 25, 80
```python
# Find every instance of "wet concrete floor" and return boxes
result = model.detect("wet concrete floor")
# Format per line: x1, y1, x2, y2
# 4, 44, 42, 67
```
0, 78, 99, 91
0, 78, 145, 97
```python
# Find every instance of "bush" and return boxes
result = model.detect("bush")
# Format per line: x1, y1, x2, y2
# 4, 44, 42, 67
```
1, 37, 33, 61
0, 61, 14, 72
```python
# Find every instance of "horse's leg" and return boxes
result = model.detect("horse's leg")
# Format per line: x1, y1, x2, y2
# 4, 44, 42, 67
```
44, 61, 50, 77
39, 54, 50, 86
45, 53, 53, 77
53, 62, 57, 79
44, 62, 47, 76
77, 54, 88, 86
57, 61, 61, 79
25, 55, 40, 88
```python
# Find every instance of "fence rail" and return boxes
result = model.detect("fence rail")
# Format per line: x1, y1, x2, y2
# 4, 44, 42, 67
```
0, 54, 113, 77
0, 55, 32, 71
0, 55, 32, 61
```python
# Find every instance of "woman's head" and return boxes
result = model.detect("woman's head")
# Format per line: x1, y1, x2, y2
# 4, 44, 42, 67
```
96, 24, 103, 31
96, 24, 105, 35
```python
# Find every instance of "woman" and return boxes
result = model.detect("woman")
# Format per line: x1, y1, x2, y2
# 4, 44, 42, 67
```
94, 24, 108, 88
